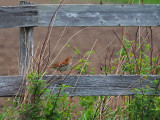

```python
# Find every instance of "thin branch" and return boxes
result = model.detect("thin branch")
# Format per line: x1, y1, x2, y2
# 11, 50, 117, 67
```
38, 0, 64, 74
149, 27, 153, 74
109, 30, 131, 64
107, 47, 115, 74
70, 39, 98, 95
104, 46, 110, 75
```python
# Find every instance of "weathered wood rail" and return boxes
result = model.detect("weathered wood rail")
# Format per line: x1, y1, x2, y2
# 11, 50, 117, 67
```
0, 1, 160, 96
0, 75, 159, 97
1, 4, 160, 28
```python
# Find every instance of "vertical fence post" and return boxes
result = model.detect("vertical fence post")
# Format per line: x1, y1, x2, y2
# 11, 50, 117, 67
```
19, 1, 34, 75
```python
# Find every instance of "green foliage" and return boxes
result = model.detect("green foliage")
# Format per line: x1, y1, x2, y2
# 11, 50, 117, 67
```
102, 65, 115, 75
114, 37, 160, 75
79, 96, 98, 120
66, 43, 70, 47
73, 47, 81, 55
2, 33, 160, 119
68, 45, 95, 74
124, 79, 160, 120
1, 72, 76, 120
67, 43, 96, 74
111, 36, 160, 119
66, 37, 160, 119
90, 68, 95, 74
74, 58, 90, 74
85, 51, 95, 56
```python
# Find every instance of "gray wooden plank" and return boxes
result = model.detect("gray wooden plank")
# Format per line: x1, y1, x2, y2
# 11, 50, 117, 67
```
19, 27, 34, 75
0, 75, 159, 97
19, 1, 34, 75
0, 76, 23, 97
38, 4, 160, 27
1, 4, 160, 28
0, 5, 38, 28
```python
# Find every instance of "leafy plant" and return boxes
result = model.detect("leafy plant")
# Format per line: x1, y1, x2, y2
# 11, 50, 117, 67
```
79, 96, 98, 120
124, 78, 160, 120
111, 33, 160, 119
67, 44, 95, 74
0, 72, 76, 120
1, 28, 160, 120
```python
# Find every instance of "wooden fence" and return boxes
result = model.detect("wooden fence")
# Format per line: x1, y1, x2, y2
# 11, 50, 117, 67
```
0, 1, 160, 97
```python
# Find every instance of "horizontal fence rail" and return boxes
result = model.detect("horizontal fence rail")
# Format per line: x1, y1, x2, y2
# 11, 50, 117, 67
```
1, 4, 160, 28
0, 75, 159, 97
1, 3, 160, 97
0, 5, 38, 28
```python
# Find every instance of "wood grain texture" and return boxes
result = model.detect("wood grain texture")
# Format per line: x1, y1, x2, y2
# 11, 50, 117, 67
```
1, 4, 160, 28
0, 5, 38, 28
0, 76, 22, 97
19, 1, 34, 75
0, 75, 159, 97
19, 24, 34, 75
38, 4, 160, 27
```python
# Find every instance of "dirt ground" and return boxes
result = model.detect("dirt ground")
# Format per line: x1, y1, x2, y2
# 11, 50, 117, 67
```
1, 0, 160, 113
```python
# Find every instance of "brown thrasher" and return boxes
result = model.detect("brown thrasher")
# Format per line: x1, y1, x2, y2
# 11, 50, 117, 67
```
49, 56, 73, 72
